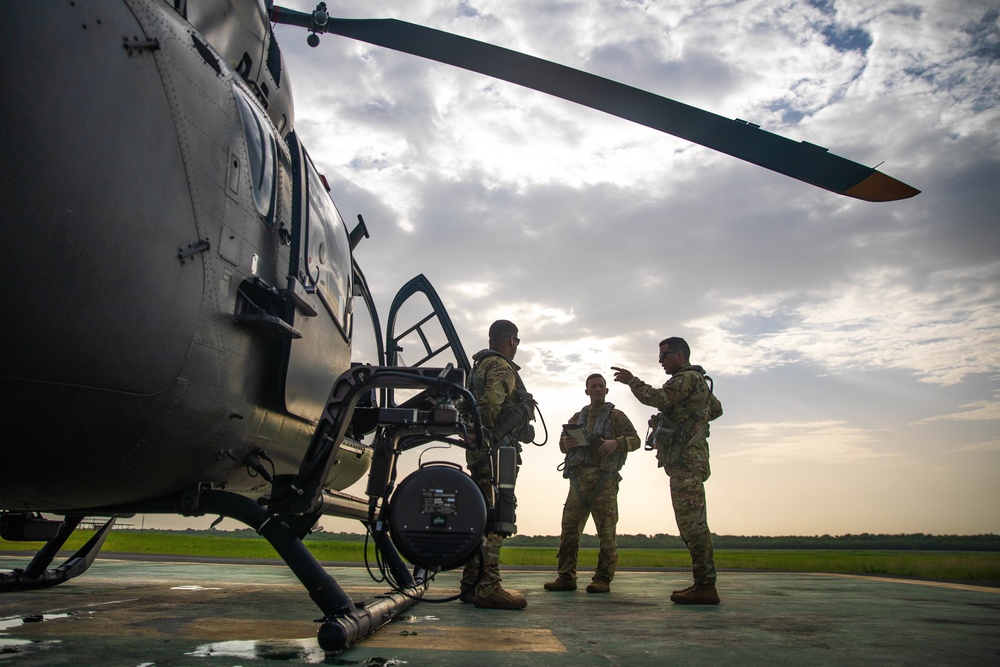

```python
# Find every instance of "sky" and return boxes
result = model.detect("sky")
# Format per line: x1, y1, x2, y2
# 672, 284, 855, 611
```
193, 0, 998, 538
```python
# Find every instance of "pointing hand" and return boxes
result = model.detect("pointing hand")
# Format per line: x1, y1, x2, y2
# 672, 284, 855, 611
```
611, 366, 633, 384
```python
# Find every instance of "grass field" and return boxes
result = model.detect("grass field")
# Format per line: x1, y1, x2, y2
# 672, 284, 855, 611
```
3, 532, 998, 582
502, 546, 1000, 581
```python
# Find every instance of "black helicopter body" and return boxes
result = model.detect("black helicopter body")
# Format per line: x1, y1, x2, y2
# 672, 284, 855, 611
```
1, 0, 372, 512
0, 0, 919, 651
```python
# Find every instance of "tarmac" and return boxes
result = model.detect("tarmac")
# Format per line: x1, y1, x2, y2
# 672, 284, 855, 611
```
1, 554, 998, 666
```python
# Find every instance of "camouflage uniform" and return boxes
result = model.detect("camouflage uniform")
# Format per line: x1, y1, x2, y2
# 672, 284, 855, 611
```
461, 349, 531, 597
627, 365, 723, 586
556, 403, 640, 584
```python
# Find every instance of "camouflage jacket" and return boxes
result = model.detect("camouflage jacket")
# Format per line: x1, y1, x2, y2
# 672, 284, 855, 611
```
468, 349, 535, 447
627, 364, 722, 473
628, 364, 722, 430
470, 349, 520, 427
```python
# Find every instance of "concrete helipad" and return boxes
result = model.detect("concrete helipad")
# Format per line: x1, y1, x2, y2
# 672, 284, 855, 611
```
1, 555, 998, 665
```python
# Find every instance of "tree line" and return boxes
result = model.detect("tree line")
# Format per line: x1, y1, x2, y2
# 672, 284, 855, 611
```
161, 528, 1000, 551
505, 533, 1000, 551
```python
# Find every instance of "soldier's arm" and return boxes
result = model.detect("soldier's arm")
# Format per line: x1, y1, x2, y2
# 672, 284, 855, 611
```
478, 359, 517, 427
611, 410, 642, 452
708, 393, 723, 421
597, 410, 641, 457
627, 373, 694, 411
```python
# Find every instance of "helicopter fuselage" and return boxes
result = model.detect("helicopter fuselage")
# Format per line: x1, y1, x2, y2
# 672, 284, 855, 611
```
0, 0, 366, 512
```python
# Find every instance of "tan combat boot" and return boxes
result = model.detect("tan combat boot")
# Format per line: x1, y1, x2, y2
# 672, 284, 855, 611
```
585, 578, 611, 594
670, 583, 720, 604
473, 586, 528, 609
459, 583, 475, 603
544, 576, 577, 592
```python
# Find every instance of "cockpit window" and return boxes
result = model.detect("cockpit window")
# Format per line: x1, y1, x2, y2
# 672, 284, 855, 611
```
234, 86, 276, 223
304, 152, 352, 335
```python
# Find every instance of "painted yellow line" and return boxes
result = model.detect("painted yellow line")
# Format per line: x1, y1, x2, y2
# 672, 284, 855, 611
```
364, 625, 567, 652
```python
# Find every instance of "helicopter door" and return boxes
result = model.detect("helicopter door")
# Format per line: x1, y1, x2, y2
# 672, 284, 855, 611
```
383, 274, 471, 408
282, 133, 353, 421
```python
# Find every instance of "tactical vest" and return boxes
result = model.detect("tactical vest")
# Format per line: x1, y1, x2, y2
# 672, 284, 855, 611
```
667, 368, 712, 424
563, 402, 624, 475
578, 402, 614, 465
653, 367, 715, 468
469, 349, 536, 446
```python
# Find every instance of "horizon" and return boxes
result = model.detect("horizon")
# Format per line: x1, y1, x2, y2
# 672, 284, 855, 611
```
104, 521, 1000, 540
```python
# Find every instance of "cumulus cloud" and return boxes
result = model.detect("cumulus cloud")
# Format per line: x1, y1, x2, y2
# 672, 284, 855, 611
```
691, 263, 1000, 384
273, 0, 999, 535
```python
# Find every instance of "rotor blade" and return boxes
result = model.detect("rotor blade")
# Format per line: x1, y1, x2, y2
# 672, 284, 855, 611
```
271, 9, 919, 201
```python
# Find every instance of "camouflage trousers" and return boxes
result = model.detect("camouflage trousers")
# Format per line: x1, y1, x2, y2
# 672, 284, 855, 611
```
460, 531, 506, 597
460, 445, 517, 597
666, 465, 716, 586
556, 466, 620, 582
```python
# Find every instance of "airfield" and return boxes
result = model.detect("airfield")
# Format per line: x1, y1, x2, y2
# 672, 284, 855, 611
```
1, 554, 997, 665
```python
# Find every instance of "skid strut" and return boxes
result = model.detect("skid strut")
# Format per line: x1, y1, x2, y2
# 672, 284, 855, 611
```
0, 515, 116, 592
2, 365, 484, 653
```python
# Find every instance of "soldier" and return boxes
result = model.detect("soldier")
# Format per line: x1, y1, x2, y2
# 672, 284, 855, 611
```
460, 319, 536, 609
544, 373, 640, 594
612, 337, 723, 604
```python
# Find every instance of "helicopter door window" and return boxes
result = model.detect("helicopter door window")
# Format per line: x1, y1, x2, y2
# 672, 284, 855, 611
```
303, 154, 352, 336
233, 86, 276, 224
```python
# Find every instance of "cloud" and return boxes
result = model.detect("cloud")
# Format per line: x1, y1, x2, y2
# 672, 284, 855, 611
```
957, 439, 1000, 453
714, 419, 894, 463
688, 263, 1000, 385
273, 0, 1000, 535
916, 392, 1000, 423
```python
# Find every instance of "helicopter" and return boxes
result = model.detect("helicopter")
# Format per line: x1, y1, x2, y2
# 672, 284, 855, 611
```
0, 0, 919, 653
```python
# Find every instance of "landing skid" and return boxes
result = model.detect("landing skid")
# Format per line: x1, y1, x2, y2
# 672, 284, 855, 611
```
180, 488, 427, 652
0, 498, 421, 651
1, 365, 488, 653
0, 515, 116, 592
